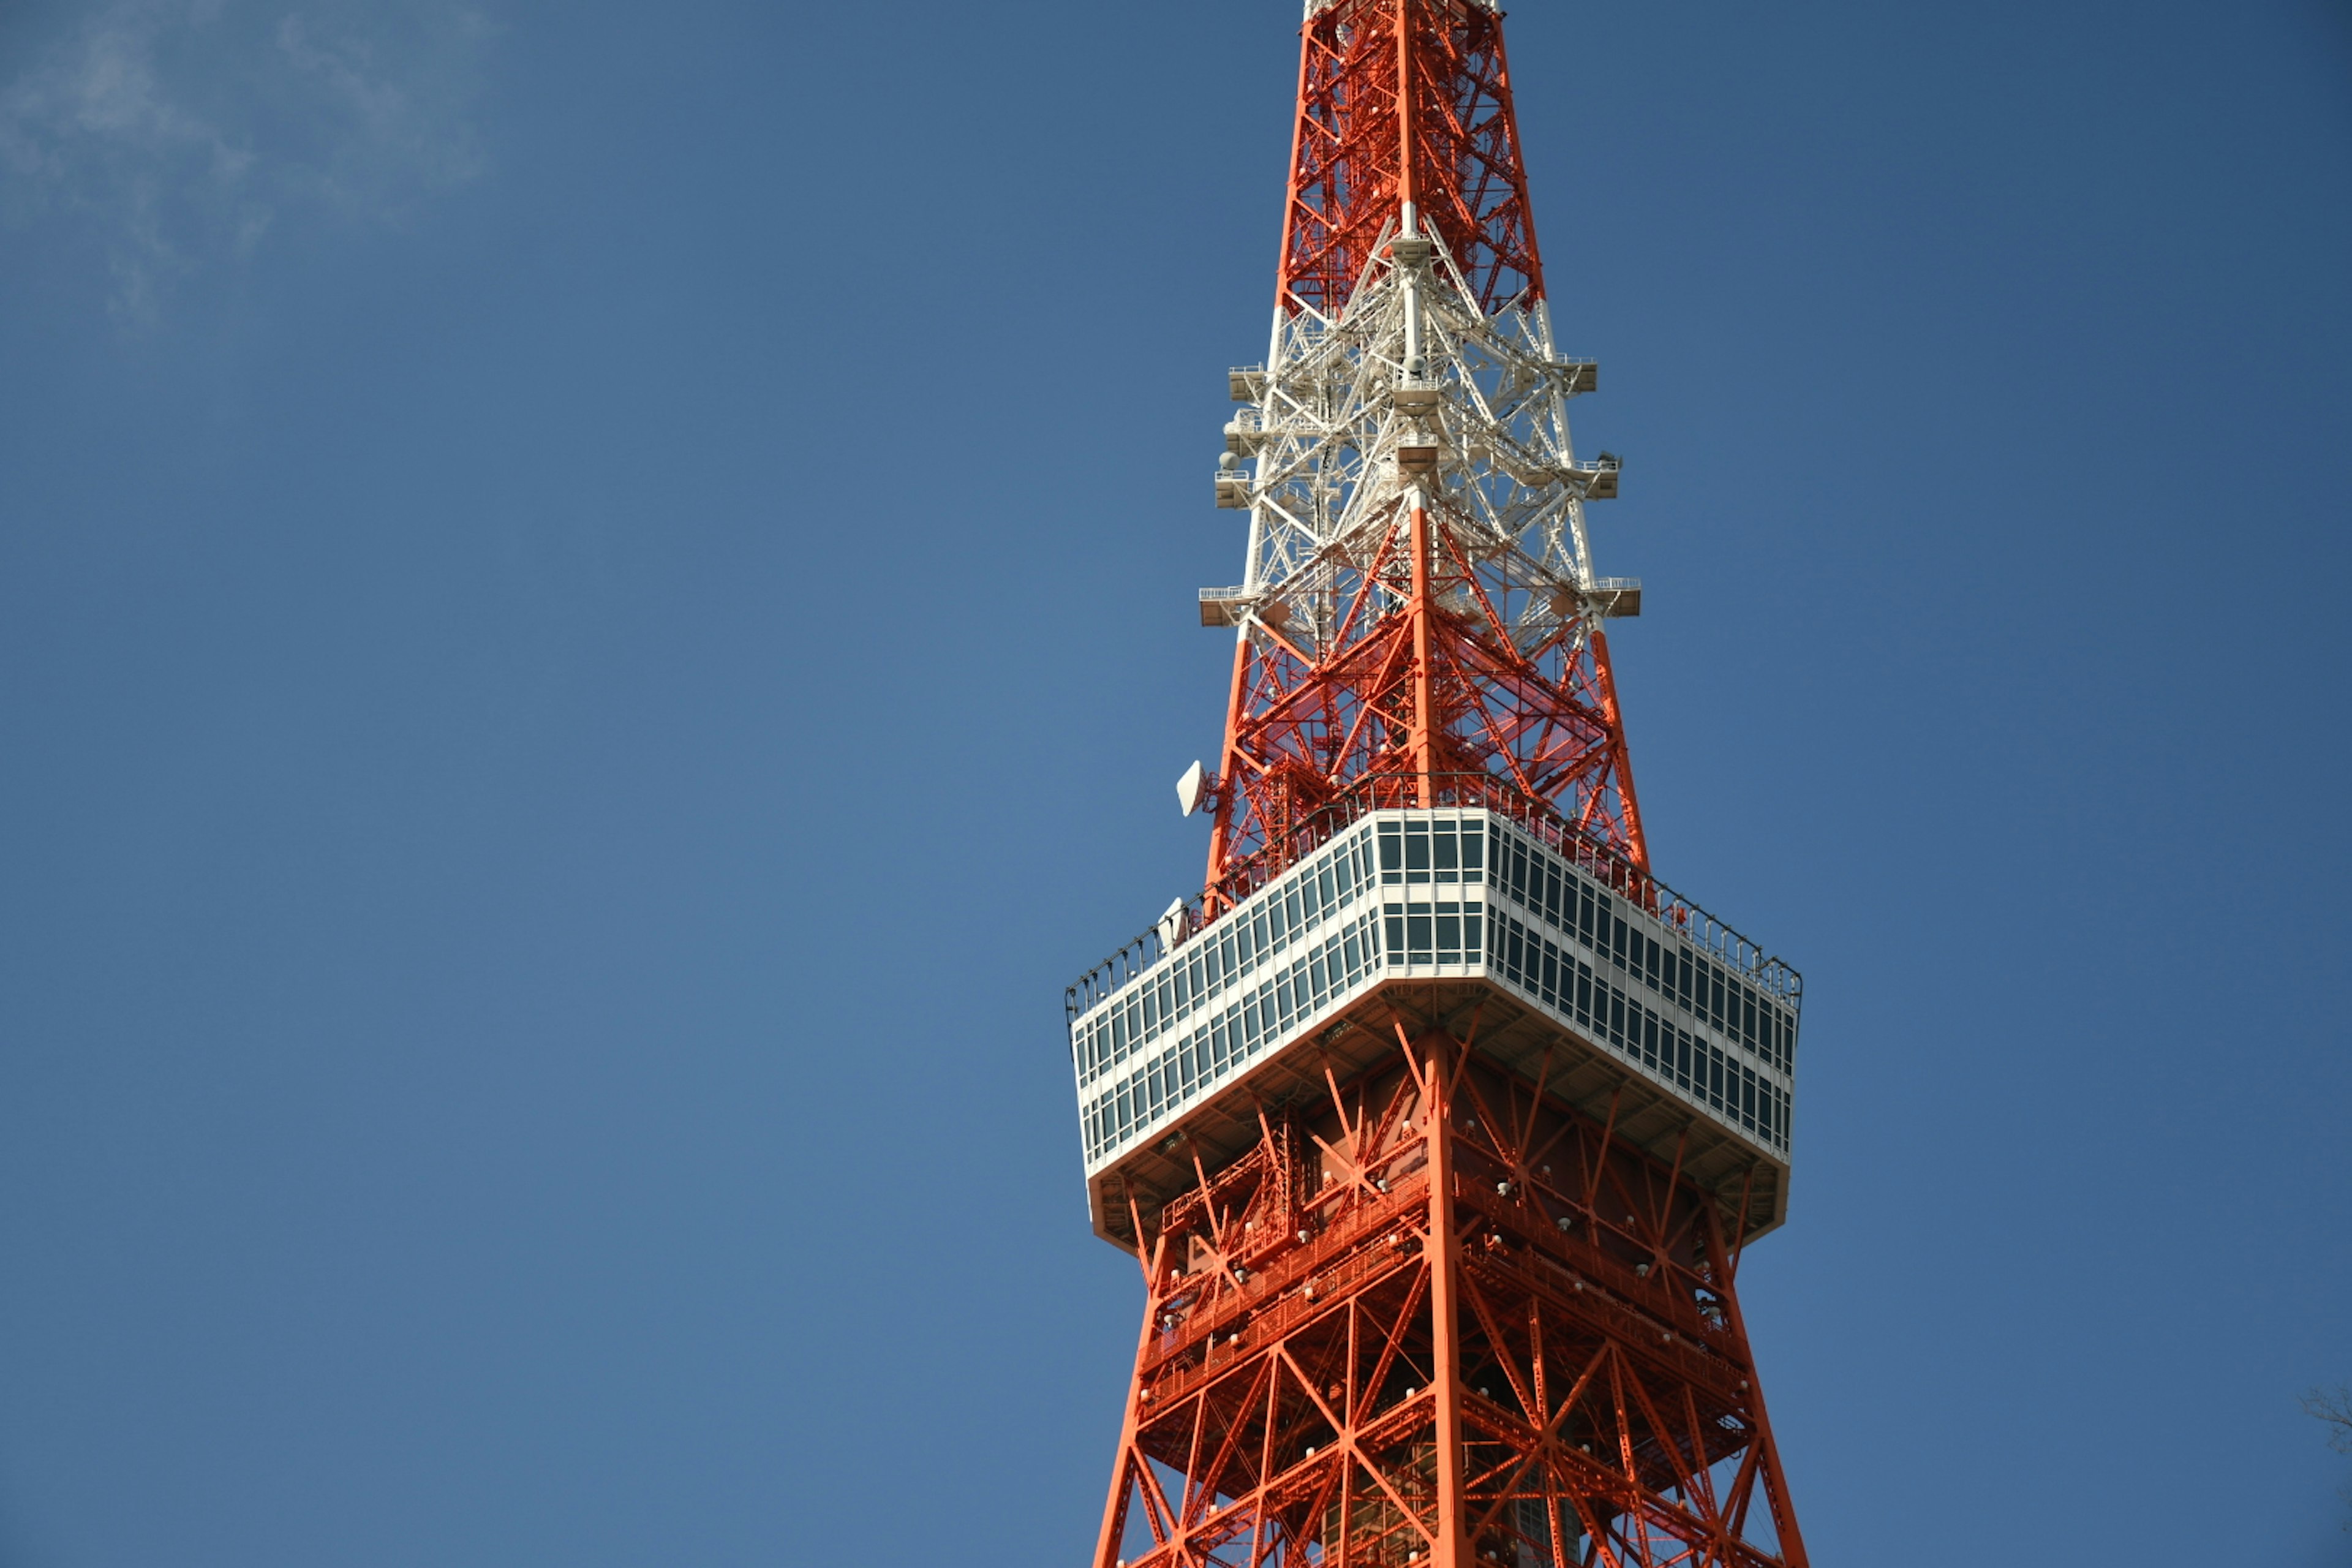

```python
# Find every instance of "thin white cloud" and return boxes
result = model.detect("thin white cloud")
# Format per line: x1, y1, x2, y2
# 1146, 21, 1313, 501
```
0, 1, 494, 321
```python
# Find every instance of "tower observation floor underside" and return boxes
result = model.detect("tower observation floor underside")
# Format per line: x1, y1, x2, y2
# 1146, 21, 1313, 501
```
1068, 809, 1803, 1251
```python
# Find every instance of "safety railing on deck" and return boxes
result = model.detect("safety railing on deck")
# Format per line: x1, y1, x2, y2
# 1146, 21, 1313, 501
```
1066, 774, 1799, 1024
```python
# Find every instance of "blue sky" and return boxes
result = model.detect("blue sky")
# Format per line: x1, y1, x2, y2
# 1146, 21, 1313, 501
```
0, 1, 2346, 1564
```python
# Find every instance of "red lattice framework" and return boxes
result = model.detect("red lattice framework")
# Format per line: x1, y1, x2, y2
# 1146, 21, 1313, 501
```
1206, 501, 1645, 909
1281, 0, 1543, 318
1207, 0, 1643, 910
1092, 1030, 1810, 1568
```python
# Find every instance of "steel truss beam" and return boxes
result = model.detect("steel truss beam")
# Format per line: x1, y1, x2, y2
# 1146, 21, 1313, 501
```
1284, 0, 1541, 318
1207, 0, 1642, 910
1092, 1036, 1807, 1568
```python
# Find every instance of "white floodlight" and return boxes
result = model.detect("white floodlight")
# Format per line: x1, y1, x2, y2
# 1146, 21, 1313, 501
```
1175, 761, 1207, 818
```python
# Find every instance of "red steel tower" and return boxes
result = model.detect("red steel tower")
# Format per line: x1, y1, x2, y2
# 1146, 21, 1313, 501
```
1066, 5, 1810, 1566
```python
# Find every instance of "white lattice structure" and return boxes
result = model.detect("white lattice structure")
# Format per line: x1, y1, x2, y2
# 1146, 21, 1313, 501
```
1207, 209, 1635, 658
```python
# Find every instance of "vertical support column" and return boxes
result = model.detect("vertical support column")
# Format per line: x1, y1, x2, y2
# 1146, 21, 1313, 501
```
1393, 0, 1417, 222
1422, 1034, 1466, 1568
1409, 502, 1436, 809
1207, 630, 1254, 901
1091, 1236, 1166, 1568
1702, 1205, 1811, 1568
1586, 627, 1649, 876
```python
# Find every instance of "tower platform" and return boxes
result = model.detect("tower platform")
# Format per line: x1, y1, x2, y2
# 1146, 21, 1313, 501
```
1068, 809, 1801, 1253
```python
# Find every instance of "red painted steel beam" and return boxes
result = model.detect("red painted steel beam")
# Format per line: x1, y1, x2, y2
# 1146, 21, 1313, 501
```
1090, 1038, 1807, 1568
1280, 0, 1544, 320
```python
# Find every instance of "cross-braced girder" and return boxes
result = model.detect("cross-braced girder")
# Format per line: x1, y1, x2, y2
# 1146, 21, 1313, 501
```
1091, 1036, 1808, 1568
1284, 0, 1541, 319
1205, 0, 1643, 911
1211, 492, 1638, 906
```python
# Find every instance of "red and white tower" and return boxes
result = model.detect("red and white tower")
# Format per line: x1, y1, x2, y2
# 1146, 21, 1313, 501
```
1066, 5, 1811, 1566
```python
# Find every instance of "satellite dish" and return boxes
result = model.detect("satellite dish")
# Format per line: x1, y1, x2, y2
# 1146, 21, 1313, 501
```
1175, 760, 1208, 818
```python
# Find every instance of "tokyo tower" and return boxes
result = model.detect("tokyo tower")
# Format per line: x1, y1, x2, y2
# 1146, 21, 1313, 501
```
1063, 4, 1811, 1566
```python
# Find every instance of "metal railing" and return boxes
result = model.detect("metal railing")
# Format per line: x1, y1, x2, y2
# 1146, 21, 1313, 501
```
1066, 774, 1801, 1023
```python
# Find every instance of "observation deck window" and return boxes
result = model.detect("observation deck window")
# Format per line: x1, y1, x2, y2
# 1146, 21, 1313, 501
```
1066, 807, 1801, 1174
1377, 817, 1484, 886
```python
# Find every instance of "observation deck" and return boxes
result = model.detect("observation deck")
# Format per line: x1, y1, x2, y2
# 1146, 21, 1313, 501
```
1066, 808, 1801, 1252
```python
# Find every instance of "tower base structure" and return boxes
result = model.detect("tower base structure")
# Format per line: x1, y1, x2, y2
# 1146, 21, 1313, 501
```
1091, 1009, 1807, 1568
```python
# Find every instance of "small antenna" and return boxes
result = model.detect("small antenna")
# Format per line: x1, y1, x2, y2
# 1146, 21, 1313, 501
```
1175, 761, 1208, 818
